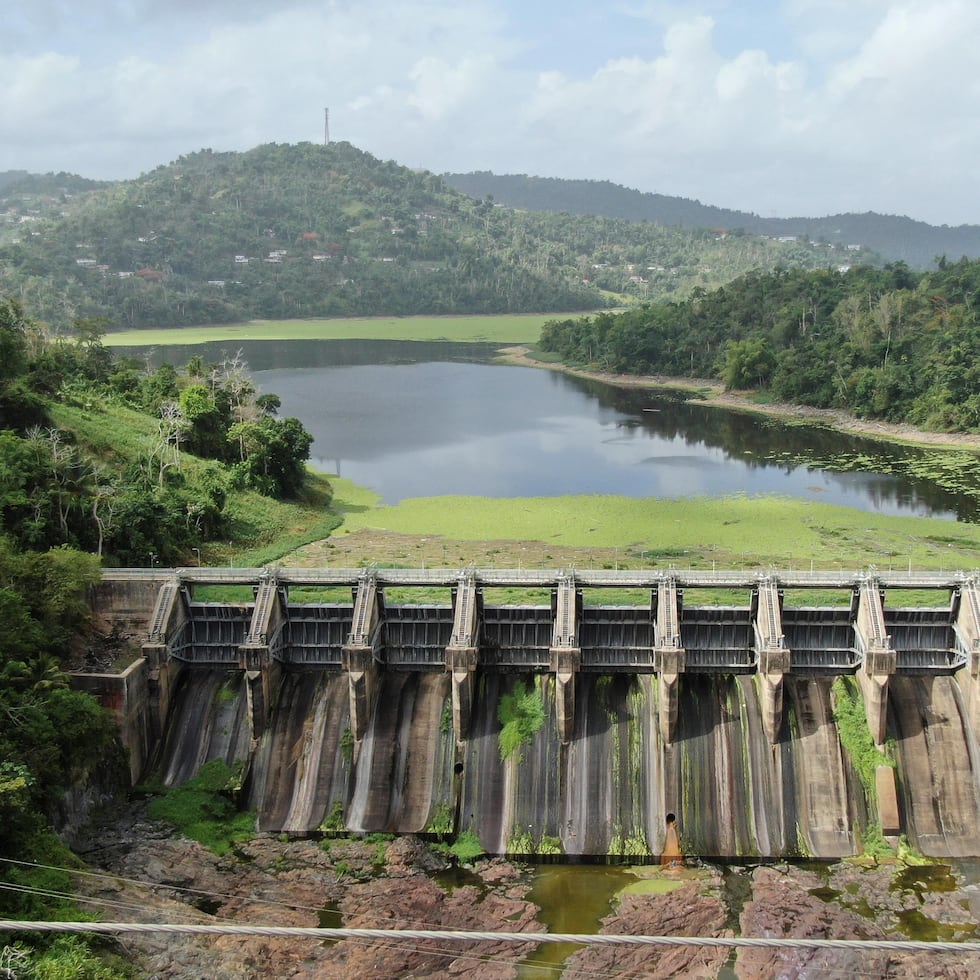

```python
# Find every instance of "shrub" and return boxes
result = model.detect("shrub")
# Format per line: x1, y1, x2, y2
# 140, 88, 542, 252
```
497, 678, 545, 762
146, 760, 254, 855
450, 830, 484, 864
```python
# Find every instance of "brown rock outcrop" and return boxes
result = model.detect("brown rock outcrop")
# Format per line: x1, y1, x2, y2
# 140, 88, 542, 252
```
563, 871, 730, 979
738, 864, 980, 980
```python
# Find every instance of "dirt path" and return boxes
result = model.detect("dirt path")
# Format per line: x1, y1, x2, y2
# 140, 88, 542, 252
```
497, 347, 980, 451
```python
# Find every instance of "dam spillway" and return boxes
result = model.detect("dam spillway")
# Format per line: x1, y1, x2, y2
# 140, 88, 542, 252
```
82, 566, 980, 859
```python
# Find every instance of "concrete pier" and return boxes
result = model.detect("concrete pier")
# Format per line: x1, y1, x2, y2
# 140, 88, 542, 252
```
341, 572, 383, 739
954, 580, 980, 731
754, 579, 790, 743
654, 578, 685, 744
549, 575, 581, 744
446, 575, 480, 741
140, 576, 189, 741
854, 580, 897, 746
240, 574, 287, 737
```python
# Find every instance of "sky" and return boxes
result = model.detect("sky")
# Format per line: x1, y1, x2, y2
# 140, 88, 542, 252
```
2, 0, 978, 226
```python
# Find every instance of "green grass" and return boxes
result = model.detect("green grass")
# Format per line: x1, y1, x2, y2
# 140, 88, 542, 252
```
320, 800, 346, 832
330, 489, 980, 572
103, 313, 558, 347
49, 400, 159, 463
212, 470, 342, 566
449, 829, 485, 863
831, 675, 895, 826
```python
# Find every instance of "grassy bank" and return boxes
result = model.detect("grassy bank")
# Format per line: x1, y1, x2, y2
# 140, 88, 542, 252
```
292, 481, 980, 575
51, 400, 341, 567
273, 476, 980, 604
103, 313, 556, 347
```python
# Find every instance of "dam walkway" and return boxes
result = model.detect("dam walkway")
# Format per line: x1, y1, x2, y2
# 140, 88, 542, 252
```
89, 565, 980, 750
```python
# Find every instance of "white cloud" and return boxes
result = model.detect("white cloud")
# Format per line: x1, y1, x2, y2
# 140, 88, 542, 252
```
407, 55, 498, 122
1, 0, 979, 224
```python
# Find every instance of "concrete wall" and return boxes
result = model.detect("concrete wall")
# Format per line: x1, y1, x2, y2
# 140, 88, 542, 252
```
89, 576, 170, 636
71, 660, 153, 784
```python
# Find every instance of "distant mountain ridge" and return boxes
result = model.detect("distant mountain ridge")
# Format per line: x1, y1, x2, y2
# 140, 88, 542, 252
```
442, 172, 980, 268
0, 144, 874, 331
0, 170, 108, 196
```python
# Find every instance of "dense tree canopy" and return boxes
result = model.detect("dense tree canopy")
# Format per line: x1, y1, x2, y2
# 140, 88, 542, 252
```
0, 297, 314, 564
0, 294, 317, 952
540, 259, 980, 432
443, 171, 980, 268
0, 537, 115, 905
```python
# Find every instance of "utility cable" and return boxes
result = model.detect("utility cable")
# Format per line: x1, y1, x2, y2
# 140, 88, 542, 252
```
0, 855, 335, 918
1, 922, 980, 954
0, 881, 211, 922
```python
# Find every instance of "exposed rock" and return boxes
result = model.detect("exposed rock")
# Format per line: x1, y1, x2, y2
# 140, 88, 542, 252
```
73, 803, 980, 979
383, 833, 451, 876
54, 751, 131, 848
309, 875, 542, 977
738, 865, 890, 978
478, 858, 523, 885
77, 811, 542, 978
738, 864, 980, 980
563, 868, 730, 979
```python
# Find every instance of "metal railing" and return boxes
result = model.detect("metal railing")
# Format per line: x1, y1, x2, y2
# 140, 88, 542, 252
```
104, 566, 980, 590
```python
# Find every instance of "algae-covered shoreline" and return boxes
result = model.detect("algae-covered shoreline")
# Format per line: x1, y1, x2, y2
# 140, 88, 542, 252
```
281, 478, 980, 579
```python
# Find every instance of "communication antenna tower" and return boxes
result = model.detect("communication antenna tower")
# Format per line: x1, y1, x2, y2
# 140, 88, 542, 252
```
324, 108, 330, 145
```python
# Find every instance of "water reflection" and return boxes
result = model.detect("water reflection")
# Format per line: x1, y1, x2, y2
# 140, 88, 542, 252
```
127, 338, 977, 520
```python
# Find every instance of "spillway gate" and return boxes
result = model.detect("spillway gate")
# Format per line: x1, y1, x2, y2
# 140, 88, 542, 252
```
90, 565, 980, 753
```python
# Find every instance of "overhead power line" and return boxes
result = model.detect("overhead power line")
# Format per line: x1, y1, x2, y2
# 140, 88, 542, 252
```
1, 922, 980, 954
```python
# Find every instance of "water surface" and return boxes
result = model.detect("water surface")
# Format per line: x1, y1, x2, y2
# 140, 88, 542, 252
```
130, 338, 978, 520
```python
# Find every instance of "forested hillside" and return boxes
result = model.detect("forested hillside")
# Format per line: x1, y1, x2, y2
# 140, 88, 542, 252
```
0, 170, 109, 245
0, 143, 865, 332
540, 258, 980, 432
0, 298, 322, 566
444, 172, 980, 268
0, 293, 334, 971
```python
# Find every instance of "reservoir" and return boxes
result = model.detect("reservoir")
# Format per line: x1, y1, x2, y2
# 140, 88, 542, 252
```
132, 337, 979, 521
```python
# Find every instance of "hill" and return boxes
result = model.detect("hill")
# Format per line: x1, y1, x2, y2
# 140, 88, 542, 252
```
0, 170, 110, 244
540, 258, 980, 434
442, 172, 980, 268
0, 143, 868, 332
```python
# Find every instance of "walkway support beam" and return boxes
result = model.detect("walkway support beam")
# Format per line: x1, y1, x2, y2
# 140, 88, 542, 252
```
655, 578, 685, 744
550, 575, 580, 744
342, 572, 384, 740
854, 579, 896, 746
754, 578, 790, 744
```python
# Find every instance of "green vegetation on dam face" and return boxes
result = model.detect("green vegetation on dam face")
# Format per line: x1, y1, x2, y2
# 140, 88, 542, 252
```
150, 665, 980, 860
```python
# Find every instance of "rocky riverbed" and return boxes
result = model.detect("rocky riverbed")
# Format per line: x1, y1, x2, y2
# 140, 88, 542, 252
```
73, 806, 980, 978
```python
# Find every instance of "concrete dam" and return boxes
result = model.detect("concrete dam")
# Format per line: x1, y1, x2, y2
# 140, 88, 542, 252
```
82, 566, 980, 860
